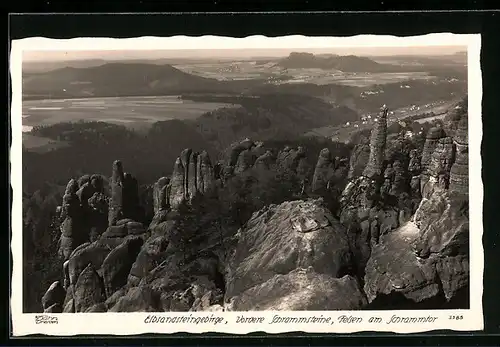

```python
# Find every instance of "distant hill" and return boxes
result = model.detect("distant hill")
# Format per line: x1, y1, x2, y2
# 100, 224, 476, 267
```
22, 63, 260, 100
184, 93, 359, 152
23, 59, 110, 73
22, 57, 238, 73
277, 52, 405, 72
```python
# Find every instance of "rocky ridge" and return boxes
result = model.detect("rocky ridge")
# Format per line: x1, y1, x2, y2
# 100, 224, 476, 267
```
41, 100, 469, 312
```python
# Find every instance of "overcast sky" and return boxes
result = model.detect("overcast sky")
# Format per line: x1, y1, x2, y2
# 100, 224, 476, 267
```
23, 46, 466, 62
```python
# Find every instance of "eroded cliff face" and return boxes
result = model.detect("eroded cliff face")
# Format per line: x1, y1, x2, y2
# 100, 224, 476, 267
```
224, 199, 366, 311
42, 99, 470, 312
361, 103, 469, 307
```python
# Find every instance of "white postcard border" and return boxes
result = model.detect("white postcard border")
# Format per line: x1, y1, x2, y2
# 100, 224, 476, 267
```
10, 33, 483, 336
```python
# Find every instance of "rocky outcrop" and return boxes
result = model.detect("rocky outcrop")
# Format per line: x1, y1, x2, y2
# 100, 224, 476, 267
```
42, 97, 470, 313
449, 117, 468, 195
42, 281, 65, 313
73, 263, 106, 313
254, 150, 275, 171
225, 199, 361, 310
197, 151, 216, 195
153, 177, 170, 215
101, 236, 144, 297
311, 148, 334, 192
363, 100, 469, 307
364, 188, 469, 306
348, 143, 370, 179
363, 106, 388, 179
168, 149, 216, 209
58, 179, 86, 259
276, 146, 306, 172
420, 127, 445, 171
108, 160, 142, 226
228, 268, 366, 311
311, 148, 349, 194
58, 174, 109, 259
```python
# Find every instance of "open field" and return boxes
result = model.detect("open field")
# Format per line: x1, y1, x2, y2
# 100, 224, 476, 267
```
173, 62, 438, 87
22, 95, 235, 131
22, 133, 70, 153
306, 99, 460, 142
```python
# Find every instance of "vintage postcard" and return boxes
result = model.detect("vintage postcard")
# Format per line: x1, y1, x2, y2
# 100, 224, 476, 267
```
10, 33, 483, 336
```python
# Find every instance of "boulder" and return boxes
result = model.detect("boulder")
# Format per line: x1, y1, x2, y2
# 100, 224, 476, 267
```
364, 221, 441, 304
229, 268, 367, 311
363, 106, 388, 178
108, 286, 160, 312
43, 303, 62, 313
101, 236, 144, 297
187, 151, 199, 201
41, 281, 65, 311
311, 148, 333, 192
197, 151, 215, 195
73, 264, 106, 313
234, 149, 255, 174
128, 236, 170, 285
169, 157, 186, 209
68, 242, 113, 286
225, 199, 353, 305
348, 143, 370, 179
85, 303, 108, 312
153, 177, 170, 214
108, 160, 126, 226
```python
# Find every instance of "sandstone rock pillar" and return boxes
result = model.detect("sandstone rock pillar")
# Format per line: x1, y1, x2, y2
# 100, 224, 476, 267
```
363, 105, 388, 179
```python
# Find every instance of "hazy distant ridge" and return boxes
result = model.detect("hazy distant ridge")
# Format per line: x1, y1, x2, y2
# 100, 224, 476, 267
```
277, 52, 406, 72
22, 63, 238, 100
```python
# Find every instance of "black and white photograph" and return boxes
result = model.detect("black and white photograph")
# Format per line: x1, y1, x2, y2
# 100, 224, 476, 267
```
10, 34, 483, 335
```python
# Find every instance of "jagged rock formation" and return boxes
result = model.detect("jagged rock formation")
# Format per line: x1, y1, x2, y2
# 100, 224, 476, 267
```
168, 149, 216, 209
363, 106, 388, 179
108, 160, 142, 226
153, 177, 170, 215
449, 118, 468, 195
42, 99, 469, 313
311, 148, 349, 194
311, 148, 334, 192
348, 142, 370, 179
225, 199, 366, 310
362, 101, 469, 306
58, 175, 109, 259
42, 281, 65, 313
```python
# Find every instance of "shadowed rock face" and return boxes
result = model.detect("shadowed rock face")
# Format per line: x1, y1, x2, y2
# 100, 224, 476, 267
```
42, 97, 469, 313
254, 150, 275, 171
420, 134, 456, 199
348, 143, 370, 179
276, 146, 306, 172
365, 188, 469, 305
101, 236, 144, 297
234, 149, 256, 174
311, 148, 333, 193
58, 175, 109, 259
363, 99, 469, 306
168, 149, 216, 209
153, 177, 170, 215
363, 106, 388, 179
42, 281, 65, 313
225, 199, 360, 310
73, 264, 106, 313
197, 150, 215, 195
59, 179, 86, 259
108, 160, 142, 226
421, 127, 445, 168
224, 139, 256, 178
449, 118, 469, 195
169, 158, 186, 209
